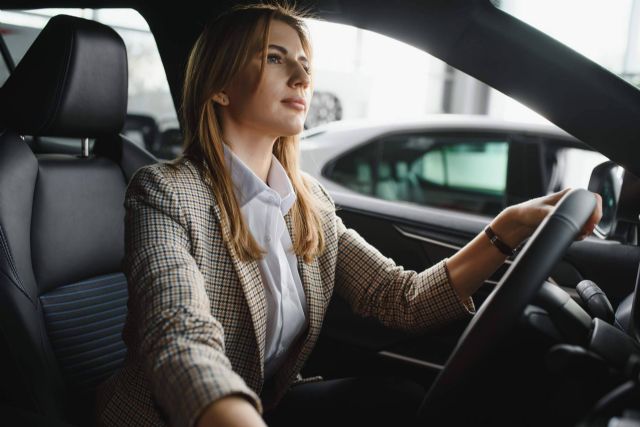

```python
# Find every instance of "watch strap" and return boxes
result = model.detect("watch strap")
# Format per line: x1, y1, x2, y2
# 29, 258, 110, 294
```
484, 225, 516, 257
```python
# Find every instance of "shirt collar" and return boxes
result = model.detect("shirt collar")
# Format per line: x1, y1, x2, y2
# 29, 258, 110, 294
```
223, 143, 296, 215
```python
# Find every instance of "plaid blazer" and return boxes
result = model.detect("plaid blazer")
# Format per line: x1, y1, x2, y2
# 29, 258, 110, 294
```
95, 157, 475, 427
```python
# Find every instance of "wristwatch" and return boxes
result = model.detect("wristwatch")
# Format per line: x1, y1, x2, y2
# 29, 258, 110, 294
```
484, 225, 516, 257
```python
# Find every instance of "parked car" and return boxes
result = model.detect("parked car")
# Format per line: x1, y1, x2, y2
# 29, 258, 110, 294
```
0, 2, 639, 427
300, 115, 609, 216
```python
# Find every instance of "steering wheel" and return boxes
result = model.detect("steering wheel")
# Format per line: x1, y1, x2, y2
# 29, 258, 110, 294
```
417, 188, 597, 423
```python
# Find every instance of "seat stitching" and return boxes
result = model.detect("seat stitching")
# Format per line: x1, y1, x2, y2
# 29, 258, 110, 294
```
0, 224, 34, 305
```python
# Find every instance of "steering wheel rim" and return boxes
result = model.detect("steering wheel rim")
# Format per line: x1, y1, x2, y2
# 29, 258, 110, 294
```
417, 188, 597, 422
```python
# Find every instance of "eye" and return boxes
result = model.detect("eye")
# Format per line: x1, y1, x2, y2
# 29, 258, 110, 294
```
301, 63, 311, 75
267, 53, 282, 64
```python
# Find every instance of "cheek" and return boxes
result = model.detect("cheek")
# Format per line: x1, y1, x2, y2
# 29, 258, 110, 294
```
227, 85, 266, 121
257, 74, 283, 105
247, 80, 286, 120
229, 88, 283, 129
227, 67, 261, 109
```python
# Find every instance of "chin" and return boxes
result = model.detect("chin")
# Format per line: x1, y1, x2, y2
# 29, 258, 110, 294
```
277, 123, 305, 137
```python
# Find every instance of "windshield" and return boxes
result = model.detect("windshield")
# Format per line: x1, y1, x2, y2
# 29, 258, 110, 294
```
494, 0, 640, 88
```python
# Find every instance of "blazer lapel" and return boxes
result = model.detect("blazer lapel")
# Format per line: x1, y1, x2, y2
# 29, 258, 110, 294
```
240, 208, 327, 409
269, 212, 324, 393
211, 202, 267, 383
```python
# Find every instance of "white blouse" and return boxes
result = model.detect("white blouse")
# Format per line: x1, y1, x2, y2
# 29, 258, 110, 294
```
223, 143, 309, 380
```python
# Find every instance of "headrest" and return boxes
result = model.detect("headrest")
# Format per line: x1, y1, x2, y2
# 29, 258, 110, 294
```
0, 14, 128, 138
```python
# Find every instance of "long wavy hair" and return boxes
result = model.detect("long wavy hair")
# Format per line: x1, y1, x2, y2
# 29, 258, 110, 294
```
169, 2, 328, 263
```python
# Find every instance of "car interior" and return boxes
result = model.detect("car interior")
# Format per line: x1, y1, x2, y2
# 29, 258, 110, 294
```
1, 1, 640, 426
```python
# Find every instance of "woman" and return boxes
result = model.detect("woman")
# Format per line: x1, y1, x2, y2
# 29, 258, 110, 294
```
95, 2, 602, 427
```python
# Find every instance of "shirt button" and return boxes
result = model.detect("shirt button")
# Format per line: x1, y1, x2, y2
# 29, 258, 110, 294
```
265, 236, 272, 242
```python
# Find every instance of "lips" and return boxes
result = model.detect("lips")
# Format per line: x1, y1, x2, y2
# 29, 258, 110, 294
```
281, 97, 306, 109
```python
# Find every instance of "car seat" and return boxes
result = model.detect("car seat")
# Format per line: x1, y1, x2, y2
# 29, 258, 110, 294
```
0, 14, 157, 426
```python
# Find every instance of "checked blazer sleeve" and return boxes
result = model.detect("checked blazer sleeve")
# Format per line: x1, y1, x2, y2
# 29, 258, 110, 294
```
122, 165, 261, 427
316, 184, 475, 333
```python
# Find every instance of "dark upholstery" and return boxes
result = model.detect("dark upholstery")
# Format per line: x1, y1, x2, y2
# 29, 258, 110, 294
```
0, 14, 128, 137
32, 157, 127, 293
0, 14, 157, 426
615, 293, 634, 333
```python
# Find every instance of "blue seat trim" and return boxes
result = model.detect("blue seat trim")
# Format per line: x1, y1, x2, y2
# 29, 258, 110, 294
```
40, 272, 128, 391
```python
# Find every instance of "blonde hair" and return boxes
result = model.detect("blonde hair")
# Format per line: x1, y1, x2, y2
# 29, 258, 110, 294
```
170, 2, 328, 263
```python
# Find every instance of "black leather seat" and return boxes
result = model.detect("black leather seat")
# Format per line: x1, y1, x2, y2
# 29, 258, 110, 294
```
0, 14, 157, 426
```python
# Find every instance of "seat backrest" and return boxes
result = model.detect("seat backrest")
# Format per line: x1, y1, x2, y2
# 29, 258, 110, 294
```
0, 14, 157, 426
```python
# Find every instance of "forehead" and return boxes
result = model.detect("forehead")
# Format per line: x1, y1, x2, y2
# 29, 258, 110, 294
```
267, 20, 305, 53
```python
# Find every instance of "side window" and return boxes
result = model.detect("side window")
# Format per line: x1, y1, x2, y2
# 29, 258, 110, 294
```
420, 149, 446, 184
327, 133, 509, 216
412, 141, 509, 194
397, 136, 509, 216
325, 141, 379, 196
546, 144, 610, 191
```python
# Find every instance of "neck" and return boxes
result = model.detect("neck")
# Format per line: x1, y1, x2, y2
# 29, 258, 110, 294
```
221, 118, 278, 183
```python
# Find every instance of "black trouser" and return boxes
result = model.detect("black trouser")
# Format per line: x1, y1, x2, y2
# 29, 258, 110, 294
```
262, 376, 425, 427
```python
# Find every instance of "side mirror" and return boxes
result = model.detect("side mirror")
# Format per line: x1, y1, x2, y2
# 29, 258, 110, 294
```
587, 160, 623, 239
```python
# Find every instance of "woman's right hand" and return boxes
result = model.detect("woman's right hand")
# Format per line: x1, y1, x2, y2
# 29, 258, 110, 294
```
196, 395, 267, 427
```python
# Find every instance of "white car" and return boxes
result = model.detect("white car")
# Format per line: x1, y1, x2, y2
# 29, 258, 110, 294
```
300, 114, 608, 217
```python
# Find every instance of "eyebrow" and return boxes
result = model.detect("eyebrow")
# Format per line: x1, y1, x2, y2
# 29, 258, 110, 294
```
267, 44, 309, 64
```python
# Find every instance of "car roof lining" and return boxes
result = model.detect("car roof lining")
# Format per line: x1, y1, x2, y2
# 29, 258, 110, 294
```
2, 0, 640, 177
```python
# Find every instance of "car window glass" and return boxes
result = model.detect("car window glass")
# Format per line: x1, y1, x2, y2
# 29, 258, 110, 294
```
326, 134, 509, 216
495, 0, 640, 88
414, 142, 509, 194
547, 145, 610, 191
325, 141, 378, 196
0, 9, 178, 158
396, 136, 509, 215
303, 17, 551, 126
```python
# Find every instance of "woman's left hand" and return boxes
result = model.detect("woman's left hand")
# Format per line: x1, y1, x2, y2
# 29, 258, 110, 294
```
509, 187, 603, 242
448, 187, 603, 301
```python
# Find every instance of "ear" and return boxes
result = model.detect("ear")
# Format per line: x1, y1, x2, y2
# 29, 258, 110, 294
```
212, 92, 229, 106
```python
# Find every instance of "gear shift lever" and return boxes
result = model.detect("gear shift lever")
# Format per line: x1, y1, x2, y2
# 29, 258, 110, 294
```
576, 280, 615, 324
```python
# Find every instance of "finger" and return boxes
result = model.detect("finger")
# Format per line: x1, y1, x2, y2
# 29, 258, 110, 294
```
577, 228, 592, 240
593, 192, 603, 220
588, 192, 603, 226
579, 225, 595, 237
536, 205, 555, 223
544, 187, 572, 205
576, 192, 603, 238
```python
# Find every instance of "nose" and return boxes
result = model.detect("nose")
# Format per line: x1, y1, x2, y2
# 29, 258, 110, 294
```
289, 61, 311, 89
